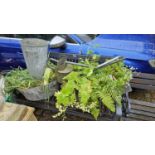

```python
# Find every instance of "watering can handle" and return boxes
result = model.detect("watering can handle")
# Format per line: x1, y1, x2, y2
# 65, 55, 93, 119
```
95, 56, 124, 69
50, 58, 89, 67
50, 56, 124, 69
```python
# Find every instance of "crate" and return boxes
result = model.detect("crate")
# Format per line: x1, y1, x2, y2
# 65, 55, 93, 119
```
13, 52, 131, 120
14, 95, 126, 121
131, 72, 155, 90
122, 99, 155, 121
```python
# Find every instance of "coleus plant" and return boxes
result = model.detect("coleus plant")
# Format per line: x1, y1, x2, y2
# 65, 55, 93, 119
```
54, 55, 132, 120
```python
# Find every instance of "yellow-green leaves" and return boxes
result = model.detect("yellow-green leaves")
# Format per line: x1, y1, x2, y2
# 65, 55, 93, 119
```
43, 68, 53, 85
101, 95, 115, 112
78, 78, 92, 106
5, 69, 43, 93
55, 56, 132, 120
90, 107, 100, 120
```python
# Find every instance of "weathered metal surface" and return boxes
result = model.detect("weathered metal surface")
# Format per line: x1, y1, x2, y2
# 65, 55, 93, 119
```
0, 102, 37, 121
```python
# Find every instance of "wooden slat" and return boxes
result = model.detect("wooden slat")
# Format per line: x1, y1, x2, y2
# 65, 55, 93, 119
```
123, 99, 155, 121
130, 109, 155, 118
131, 104, 155, 113
0, 104, 18, 121
130, 99, 155, 108
127, 113, 155, 121
130, 83, 155, 90
131, 78, 155, 85
22, 107, 37, 121
121, 117, 142, 121
8, 106, 28, 121
0, 103, 37, 121
133, 72, 155, 80
131, 72, 155, 90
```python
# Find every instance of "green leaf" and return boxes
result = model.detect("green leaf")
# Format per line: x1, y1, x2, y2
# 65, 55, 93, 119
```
91, 108, 100, 120
64, 71, 79, 81
87, 50, 93, 55
61, 80, 76, 95
55, 92, 69, 106
87, 69, 94, 77
101, 95, 115, 112
78, 78, 92, 106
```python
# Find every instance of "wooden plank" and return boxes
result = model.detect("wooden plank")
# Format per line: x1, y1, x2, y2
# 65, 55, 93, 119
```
8, 106, 28, 121
0, 103, 18, 121
19, 106, 36, 121
0, 103, 37, 121
121, 117, 142, 121
133, 72, 155, 80
127, 113, 155, 121
22, 107, 37, 121
130, 99, 155, 108
131, 104, 155, 113
130, 83, 155, 90
130, 109, 155, 118
122, 99, 155, 121
28, 114, 37, 121
131, 78, 155, 85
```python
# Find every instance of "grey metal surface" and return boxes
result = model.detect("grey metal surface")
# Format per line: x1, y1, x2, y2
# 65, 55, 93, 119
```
0, 76, 5, 104
96, 56, 124, 69
21, 38, 48, 79
18, 80, 58, 101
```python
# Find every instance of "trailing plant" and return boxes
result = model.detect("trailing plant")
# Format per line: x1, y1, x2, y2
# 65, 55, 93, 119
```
4, 68, 43, 94
5, 65, 55, 95
55, 55, 132, 119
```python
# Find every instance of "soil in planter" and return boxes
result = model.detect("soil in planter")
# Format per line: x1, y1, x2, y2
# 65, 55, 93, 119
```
34, 108, 89, 121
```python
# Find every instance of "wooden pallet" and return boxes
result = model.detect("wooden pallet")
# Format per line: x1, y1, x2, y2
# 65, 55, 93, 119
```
0, 102, 37, 121
122, 99, 155, 121
130, 72, 155, 90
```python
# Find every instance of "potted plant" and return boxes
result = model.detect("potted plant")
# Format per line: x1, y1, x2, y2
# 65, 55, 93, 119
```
54, 55, 132, 120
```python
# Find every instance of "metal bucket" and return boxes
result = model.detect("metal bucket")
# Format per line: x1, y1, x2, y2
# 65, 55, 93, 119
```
0, 76, 5, 104
21, 38, 48, 79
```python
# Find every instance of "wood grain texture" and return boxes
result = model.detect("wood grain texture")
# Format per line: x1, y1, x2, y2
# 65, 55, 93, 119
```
0, 102, 37, 121
133, 72, 155, 80
124, 99, 155, 121
131, 72, 155, 90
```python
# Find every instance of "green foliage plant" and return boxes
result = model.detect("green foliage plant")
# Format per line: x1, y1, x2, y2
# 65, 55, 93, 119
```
55, 55, 132, 119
